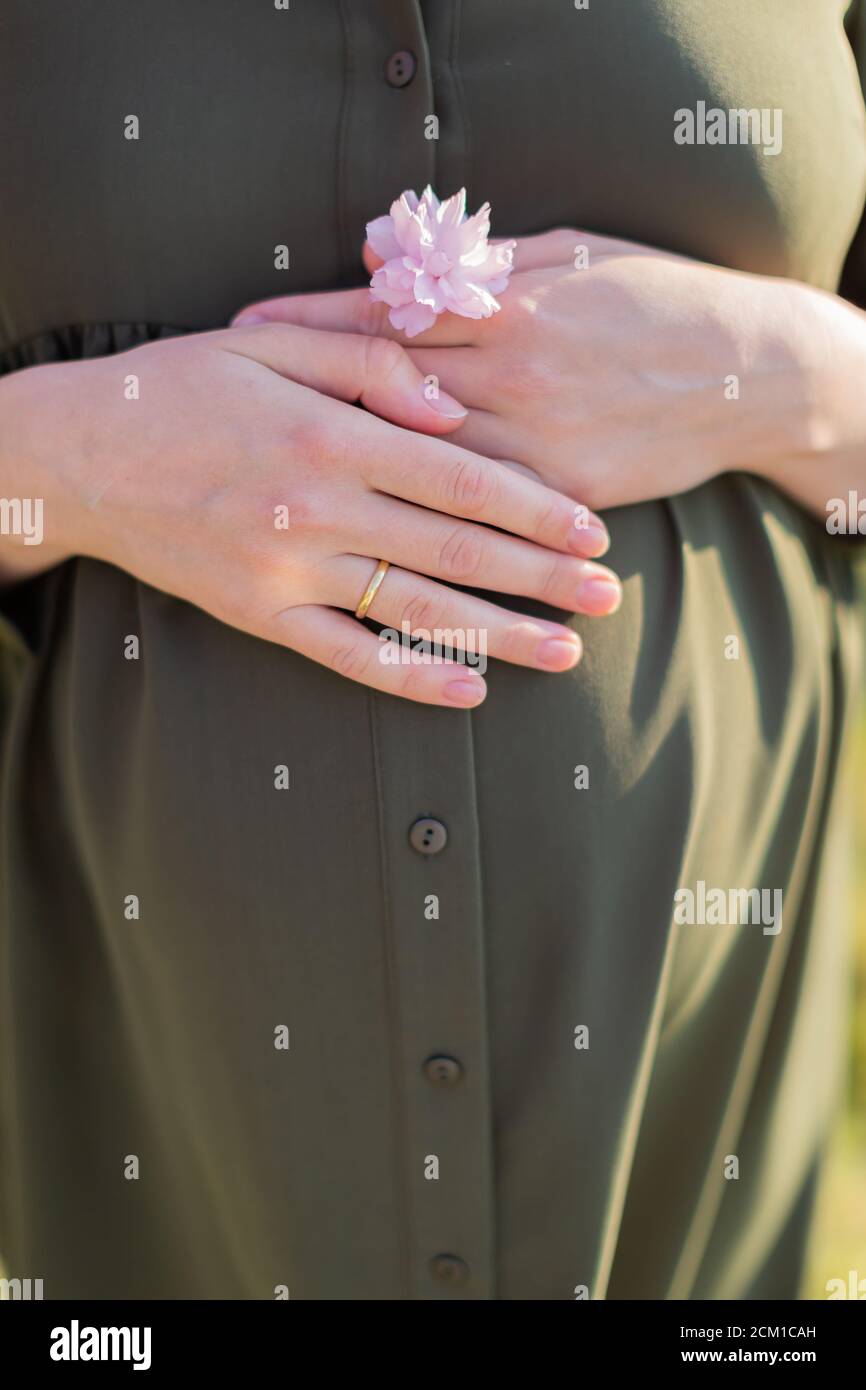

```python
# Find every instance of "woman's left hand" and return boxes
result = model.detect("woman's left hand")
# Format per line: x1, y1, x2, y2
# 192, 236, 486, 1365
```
233, 228, 866, 516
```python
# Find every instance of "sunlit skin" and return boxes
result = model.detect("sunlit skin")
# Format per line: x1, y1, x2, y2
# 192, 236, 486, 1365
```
0, 313, 619, 708
3, 224, 863, 710
235, 227, 866, 524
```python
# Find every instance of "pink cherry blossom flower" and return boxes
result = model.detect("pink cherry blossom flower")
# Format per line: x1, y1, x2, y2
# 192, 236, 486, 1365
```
366, 186, 516, 338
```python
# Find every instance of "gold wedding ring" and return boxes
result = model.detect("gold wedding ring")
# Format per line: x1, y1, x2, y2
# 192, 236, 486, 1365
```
354, 558, 390, 620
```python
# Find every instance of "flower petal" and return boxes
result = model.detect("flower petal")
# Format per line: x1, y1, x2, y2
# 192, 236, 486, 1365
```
370, 265, 416, 308
414, 271, 449, 313
437, 188, 467, 229
456, 202, 492, 255
365, 215, 402, 262
390, 300, 439, 337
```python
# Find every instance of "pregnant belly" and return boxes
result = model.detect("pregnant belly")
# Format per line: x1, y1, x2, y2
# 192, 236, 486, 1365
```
0, 469, 858, 1297
2, 471, 854, 1103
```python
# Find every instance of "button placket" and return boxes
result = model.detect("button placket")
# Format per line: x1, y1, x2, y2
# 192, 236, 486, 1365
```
371, 697, 494, 1299
343, 1, 488, 1300
335, 3, 434, 276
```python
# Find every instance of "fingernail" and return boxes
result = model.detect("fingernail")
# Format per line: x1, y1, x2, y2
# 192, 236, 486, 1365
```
585, 524, 610, 556
444, 677, 486, 706
578, 576, 622, 613
536, 636, 582, 670
231, 312, 268, 327
569, 521, 609, 557
427, 390, 468, 420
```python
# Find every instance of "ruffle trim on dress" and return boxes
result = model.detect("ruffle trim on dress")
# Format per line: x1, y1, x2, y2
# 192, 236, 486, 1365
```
0, 321, 192, 372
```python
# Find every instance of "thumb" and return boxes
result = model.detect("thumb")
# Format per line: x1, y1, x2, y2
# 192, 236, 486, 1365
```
223, 322, 468, 435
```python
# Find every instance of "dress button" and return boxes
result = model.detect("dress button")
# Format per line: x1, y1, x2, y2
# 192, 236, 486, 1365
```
385, 49, 417, 88
430, 1254, 470, 1287
423, 1055, 464, 1087
409, 816, 448, 855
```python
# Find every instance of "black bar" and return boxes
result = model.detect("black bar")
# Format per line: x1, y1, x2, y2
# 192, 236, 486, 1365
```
1, 1296, 863, 1375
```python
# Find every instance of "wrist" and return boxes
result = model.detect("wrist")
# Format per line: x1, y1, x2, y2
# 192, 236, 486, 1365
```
756, 279, 866, 490
0, 361, 93, 580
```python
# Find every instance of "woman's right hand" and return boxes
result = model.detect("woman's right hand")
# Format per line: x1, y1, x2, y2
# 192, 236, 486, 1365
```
0, 323, 621, 706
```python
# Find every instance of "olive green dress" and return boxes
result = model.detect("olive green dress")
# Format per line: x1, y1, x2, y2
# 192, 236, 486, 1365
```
1, 0, 865, 1300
